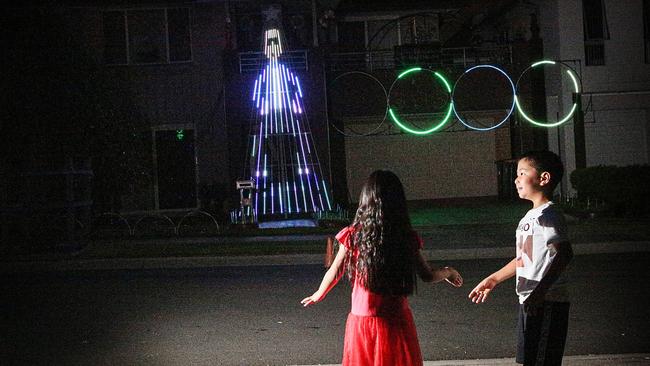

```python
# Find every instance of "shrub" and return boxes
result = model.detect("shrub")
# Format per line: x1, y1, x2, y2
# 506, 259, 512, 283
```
570, 165, 650, 216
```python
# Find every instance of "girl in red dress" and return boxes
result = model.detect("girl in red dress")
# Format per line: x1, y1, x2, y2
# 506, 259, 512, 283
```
301, 170, 464, 366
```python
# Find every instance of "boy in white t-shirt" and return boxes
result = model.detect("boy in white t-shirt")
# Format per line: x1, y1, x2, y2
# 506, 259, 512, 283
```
469, 151, 573, 365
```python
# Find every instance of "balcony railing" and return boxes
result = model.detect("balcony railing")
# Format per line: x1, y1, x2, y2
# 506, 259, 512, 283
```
326, 50, 394, 72
238, 50, 308, 73
326, 45, 513, 72
237, 45, 513, 73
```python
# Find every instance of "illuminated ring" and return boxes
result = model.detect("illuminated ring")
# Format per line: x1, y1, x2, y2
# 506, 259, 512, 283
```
515, 60, 581, 127
452, 64, 515, 131
327, 71, 388, 137
387, 68, 453, 135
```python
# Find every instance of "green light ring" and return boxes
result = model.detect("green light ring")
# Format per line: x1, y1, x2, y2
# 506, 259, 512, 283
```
388, 103, 454, 135
388, 68, 453, 135
398, 67, 422, 79
515, 60, 581, 128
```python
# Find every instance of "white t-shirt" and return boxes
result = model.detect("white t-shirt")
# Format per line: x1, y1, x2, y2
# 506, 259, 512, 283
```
515, 201, 569, 304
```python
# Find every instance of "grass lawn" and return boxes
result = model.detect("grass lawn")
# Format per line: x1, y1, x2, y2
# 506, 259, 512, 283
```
566, 217, 650, 243
6, 200, 649, 260
409, 201, 530, 226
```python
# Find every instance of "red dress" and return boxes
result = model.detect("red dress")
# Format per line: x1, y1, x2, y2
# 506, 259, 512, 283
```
336, 226, 424, 366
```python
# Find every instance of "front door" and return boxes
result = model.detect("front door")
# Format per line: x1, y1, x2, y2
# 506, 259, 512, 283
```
155, 129, 197, 209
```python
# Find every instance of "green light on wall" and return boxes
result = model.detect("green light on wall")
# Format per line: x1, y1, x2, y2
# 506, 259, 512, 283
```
176, 129, 185, 141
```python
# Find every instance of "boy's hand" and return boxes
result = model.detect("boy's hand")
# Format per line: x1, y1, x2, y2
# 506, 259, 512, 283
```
444, 267, 463, 287
469, 277, 497, 303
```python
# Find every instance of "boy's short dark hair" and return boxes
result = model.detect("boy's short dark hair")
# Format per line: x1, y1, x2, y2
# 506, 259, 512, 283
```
518, 150, 564, 193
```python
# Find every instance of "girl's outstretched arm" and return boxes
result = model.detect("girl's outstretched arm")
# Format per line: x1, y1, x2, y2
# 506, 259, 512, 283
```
301, 244, 348, 307
415, 250, 435, 282
415, 251, 463, 287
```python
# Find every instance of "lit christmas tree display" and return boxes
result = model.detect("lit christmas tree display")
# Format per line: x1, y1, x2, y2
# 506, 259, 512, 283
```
244, 28, 332, 219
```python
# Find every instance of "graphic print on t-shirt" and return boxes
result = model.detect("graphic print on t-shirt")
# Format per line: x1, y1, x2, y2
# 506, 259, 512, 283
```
515, 223, 539, 296
516, 225, 533, 268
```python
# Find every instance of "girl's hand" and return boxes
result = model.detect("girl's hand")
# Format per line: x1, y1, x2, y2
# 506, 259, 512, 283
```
301, 292, 323, 307
444, 267, 463, 287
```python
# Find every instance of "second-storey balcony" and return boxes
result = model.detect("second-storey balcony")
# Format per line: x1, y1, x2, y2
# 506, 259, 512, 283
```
236, 44, 513, 74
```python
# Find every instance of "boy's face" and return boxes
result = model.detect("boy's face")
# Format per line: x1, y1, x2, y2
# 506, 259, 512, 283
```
514, 158, 548, 202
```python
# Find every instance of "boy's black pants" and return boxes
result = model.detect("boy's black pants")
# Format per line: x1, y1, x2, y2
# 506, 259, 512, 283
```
516, 302, 570, 366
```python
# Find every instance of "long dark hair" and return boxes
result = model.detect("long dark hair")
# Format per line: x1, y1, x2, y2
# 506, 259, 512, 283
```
345, 170, 417, 296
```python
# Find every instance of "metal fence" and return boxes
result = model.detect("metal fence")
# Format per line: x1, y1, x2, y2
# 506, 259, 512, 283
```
238, 45, 512, 74
326, 45, 513, 72
239, 50, 309, 73
1, 157, 93, 249
91, 210, 221, 238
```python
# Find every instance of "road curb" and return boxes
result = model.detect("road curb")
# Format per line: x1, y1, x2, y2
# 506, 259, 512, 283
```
1, 241, 648, 273
0, 253, 326, 272
292, 353, 650, 366
420, 353, 650, 365
425, 241, 650, 260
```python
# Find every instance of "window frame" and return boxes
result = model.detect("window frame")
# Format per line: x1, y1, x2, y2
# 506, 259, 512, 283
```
641, 0, 650, 64
337, 14, 440, 50
582, 0, 609, 66
102, 7, 193, 66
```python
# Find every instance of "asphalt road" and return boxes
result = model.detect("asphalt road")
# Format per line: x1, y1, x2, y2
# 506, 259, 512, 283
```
2, 253, 649, 365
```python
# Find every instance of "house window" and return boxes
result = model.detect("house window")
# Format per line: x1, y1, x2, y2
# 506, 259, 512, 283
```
103, 11, 127, 64
128, 9, 167, 64
643, 0, 650, 64
582, 0, 609, 66
367, 20, 398, 49
168, 8, 192, 62
102, 8, 191, 65
398, 14, 440, 45
337, 21, 365, 50
337, 14, 439, 50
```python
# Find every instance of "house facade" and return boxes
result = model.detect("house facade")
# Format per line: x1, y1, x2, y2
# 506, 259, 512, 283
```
4, 2, 231, 214
4, 0, 646, 219
538, 0, 650, 192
